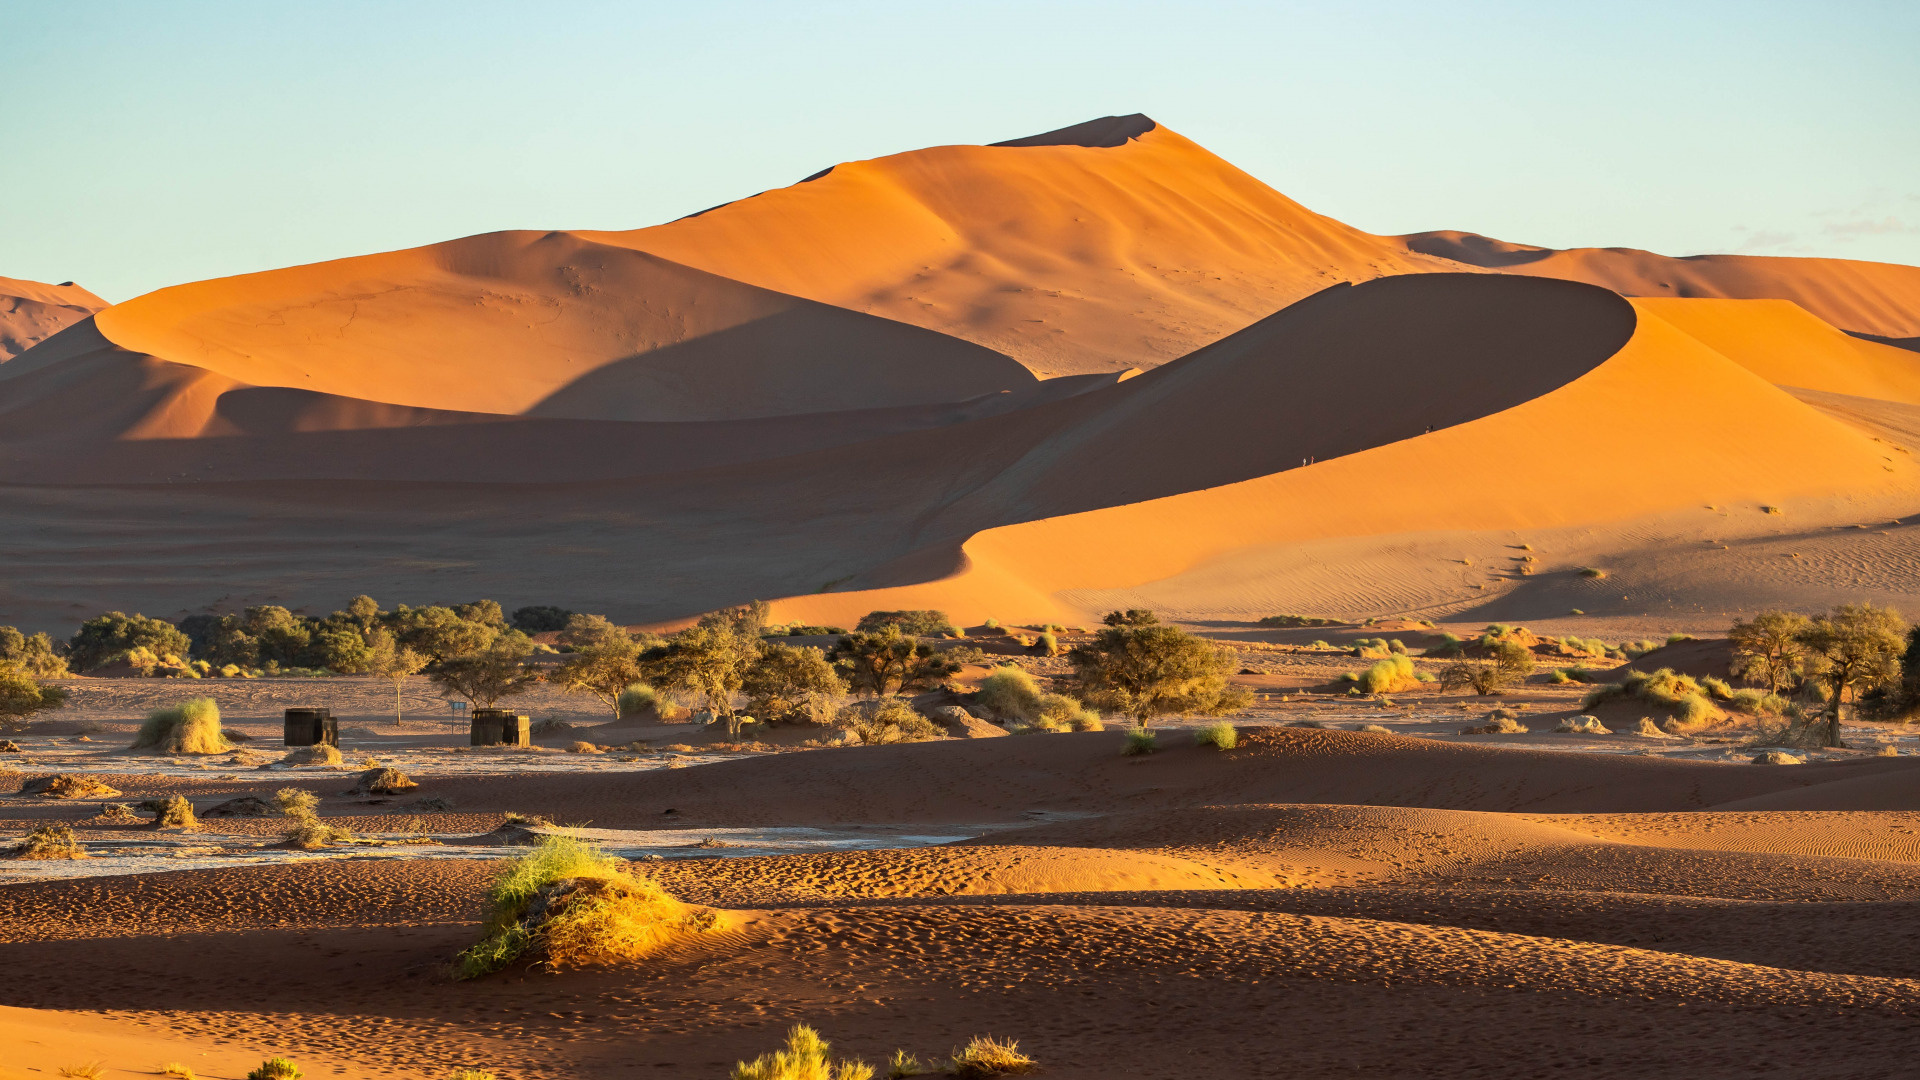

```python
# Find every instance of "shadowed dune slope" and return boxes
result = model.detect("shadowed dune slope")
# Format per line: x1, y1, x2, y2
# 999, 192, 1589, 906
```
1403, 229, 1920, 341
0, 275, 104, 363
610, 115, 1469, 375
84, 231, 1032, 422
771, 286, 1920, 626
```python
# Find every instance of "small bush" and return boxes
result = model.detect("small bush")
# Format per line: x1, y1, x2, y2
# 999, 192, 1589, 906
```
1583, 668, 1726, 729
247, 1060, 302, 1080
567, 741, 604, 754
1194, 722, 1238, 749
1122, 728, 1156, 755
1555, 715, 1611, 734
733, 1024, 874, 1080
130, 697, 229, 755
843, 698, 942, 744
983, 618, 1001, 630
7, 823, 87, 860
161, 1064, 196, 1080
949, 1036, 1035, 1078
1357, 654, 1422, 694
617, 683, 660, 718
147, 794, 198, 829
457, 835, 717, 979
855, 610, 956, 637
1035, 632, 1058, 655
975, 666, 1043, 721
283, 743, 344, 767
1424, 634, 1465, 658
24, 774, 122, 799
57, 1065, 105, 1080
1579, 567, 1608, 579
445, 1071, 496, 1080
351, 766, 418, 794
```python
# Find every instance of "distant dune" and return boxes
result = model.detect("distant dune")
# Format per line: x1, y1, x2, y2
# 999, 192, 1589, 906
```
1402, 229, 1920, 343
0, 276, 104, 363
4, 116, 1920, 629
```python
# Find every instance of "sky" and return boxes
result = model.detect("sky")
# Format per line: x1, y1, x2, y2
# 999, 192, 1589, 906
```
3, 0, 1916, 303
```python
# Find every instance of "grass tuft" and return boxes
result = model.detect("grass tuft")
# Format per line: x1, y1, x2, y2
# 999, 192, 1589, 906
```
8, 823, 86, 860
949, 1036, 1035, 1078
1121, 728, 1156, 755
1193, 721, 1238, 750
161, 1063, 197, 1080
732, 1024, 874, 1080
130, 697, 229, 755
246, 1060, 303, 1080
457, 835, 718, 979
57, 1064, 105, 1080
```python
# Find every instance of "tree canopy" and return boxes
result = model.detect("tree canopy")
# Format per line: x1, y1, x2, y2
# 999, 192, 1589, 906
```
1068, 619, 1250, 726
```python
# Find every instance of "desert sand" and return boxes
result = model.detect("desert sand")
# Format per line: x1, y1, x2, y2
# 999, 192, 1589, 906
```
6, 114, 1920, 1078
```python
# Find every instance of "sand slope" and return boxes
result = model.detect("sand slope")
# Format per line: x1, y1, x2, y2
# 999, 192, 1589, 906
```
1403, 229, 1920, 341
615, 115, 1469, 375
87, 233, 1031, 422
0, 276, 104, 363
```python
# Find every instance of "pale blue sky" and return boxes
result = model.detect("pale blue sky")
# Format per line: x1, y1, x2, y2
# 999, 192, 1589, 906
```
4, 0, 1915, 302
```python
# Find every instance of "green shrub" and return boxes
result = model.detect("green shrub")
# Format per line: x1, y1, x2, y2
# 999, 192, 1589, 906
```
1358, 655, 1422, 694
246, 1060, 302, 1080
1582, 668, 1726, 729
855, 610, 956, 637
1122, 728, 1157, 755
975, 666, 1044, 721
130, 698, 229, 754
1194, 722, 1238, 750
844, 698, 942, 744
1256, 614, 1340, 628
616, 683, 660, 718
1036, 632, 1058, 655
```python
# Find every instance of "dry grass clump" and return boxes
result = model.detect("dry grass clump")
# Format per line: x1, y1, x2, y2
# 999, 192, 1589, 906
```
275, 787, 351, 849
1751, 749, 1803, 765
885, 1050, 926, 1078
145, 794, 198, 829
1350, 654, 1428, 694
974, 666, 1100, 731
57, 1064, 106, 1079
1555, 715, 1611, 734
1193, 721, 1238, 749
130, 697, 230, 755
1461, 710, 1529, 734
445, 1071, 497, 1080
0, 739, 21, 752
284, 743, 344, 767
161, 1063, 197, 1079
246, 1058, 302, 1080
7, 823, 87, 860
1582, 668, 1725, 729
841, 698, 942, 745
1122, 728, 1156, 755
732, 1024, 874, 1080
350, 766, 418, 794
456, 835, 718, 979
1634, 716, 1672, 738
567, 741, 604, 754
950, 1036, 1035, 1078
24, 773, 123, 799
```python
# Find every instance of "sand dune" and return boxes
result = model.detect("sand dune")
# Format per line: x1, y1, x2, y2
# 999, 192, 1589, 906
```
0, 276, 104, 363
613, 115, 1468, 375
1403, 229, 1920, 341
87, 233, 1031, 422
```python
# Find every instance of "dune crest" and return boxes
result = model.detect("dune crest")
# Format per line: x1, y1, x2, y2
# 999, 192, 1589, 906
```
1402, 229, 1920, 342
0, 275, 105, 363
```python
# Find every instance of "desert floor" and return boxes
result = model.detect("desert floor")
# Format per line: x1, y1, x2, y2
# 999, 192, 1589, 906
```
4, 629, 1919, 1080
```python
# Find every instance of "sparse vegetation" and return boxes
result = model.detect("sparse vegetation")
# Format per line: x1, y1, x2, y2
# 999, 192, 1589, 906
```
1579, 567, 1608, 579
431, 633, 539, 709
949, 1036, 1035, 1078
1103, 609, 1160, 626
146, 794, 198, 829
1194, 721, 1238, 749
733, 1024, 874, 1080
841, 698, 942, 744
24, 774, 122, 799
1354, 654, 1426, 694
0, 662, 68, 733
1069, 618, 1250, 727
130, 697, 229, 755
1122, 728, 1157, 755
855, 610, 957, 637
456, 835, 718, 979
161, 1063, 197, 1080
6, 823, 87, 860
57, 1064, 106, 1080
275, 787, 350, 849
246, 1058, 303, 1080
1583, 668, 1725, 729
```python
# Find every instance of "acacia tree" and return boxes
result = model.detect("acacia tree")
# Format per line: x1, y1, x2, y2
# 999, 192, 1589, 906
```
1729, 611, 1810, 694
1068, 617, 1251, 727
1797, 603, 1905, 747
365, 628, 428, 726
646, 620, 758, 737
430, 632, 539, 709
830, 625, 961, 696
744, 642, 846, 724
551, 615, 644, 719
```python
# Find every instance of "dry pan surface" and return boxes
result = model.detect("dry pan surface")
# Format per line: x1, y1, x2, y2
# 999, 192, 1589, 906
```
4, 730, 1920, 1079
